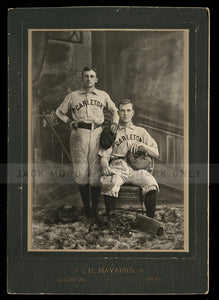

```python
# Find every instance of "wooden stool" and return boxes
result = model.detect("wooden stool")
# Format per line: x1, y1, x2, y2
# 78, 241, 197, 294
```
104, 163, 155, 218
104, 184, 144, 218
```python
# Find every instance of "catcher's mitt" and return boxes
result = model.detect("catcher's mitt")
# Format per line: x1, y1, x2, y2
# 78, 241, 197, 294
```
100, 126, 117, 150
126, 146, 153, 172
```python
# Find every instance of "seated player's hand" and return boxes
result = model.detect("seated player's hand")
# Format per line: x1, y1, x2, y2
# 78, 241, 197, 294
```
111, 122, 118, 134
102, 166, 115, 176
129, 142, 139, 154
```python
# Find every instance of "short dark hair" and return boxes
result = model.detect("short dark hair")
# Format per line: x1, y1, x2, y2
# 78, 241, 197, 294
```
82, 67, 98, 77
118, 99, 134, 110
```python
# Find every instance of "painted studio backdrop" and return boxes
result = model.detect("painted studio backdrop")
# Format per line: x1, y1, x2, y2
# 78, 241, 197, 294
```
30, 30, 187, 251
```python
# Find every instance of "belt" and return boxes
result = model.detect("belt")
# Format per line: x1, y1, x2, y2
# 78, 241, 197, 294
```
77, 123, 102, 130
110, 156, 126, 162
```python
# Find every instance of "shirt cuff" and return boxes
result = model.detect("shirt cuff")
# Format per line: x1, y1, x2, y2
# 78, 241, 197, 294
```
98, 147, 112, 158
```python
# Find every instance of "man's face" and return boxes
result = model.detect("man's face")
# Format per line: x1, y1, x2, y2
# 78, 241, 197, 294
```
118, 103, 134, 124
82, 70, 98, 89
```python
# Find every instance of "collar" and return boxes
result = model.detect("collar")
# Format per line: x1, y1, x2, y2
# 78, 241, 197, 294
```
118, 123, 135, 130
79, 88, 98, 95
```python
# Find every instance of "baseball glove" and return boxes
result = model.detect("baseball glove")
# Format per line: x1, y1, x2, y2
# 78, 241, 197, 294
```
100, 126, 117, 150
126, 146, 153, 172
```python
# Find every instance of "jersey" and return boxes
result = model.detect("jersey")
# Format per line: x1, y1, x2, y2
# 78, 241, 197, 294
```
98, 123, 159, 160
56, 88, 119, 125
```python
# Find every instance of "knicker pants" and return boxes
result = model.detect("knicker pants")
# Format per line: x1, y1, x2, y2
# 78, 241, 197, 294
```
100, 159, 159, 197
70, 127, 102, 186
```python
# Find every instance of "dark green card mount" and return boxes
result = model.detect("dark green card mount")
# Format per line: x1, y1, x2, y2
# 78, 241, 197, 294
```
8, 7, 209, 295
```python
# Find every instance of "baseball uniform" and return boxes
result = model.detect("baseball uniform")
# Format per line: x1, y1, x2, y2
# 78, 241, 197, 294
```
56, 88, 119, 186
98, 123, 159, 197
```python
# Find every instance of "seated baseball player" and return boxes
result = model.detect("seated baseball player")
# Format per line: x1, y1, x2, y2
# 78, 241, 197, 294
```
98, 99, 159, 219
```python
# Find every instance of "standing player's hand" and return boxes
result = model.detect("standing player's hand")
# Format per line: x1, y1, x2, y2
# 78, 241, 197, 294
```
67, 119, 78, 129
111, 123, 118, 133
129, 142, 139, 154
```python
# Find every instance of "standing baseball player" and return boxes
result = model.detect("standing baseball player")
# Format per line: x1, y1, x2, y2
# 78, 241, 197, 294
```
56, 67, 119, 220
99, 99, 159, 218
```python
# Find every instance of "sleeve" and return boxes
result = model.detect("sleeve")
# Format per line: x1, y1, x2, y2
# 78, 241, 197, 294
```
55, 93, 72, 123
142, 129, 157, 146
98, 147, 113, 159
105, 93, 119, 124
141, 128, 159, 157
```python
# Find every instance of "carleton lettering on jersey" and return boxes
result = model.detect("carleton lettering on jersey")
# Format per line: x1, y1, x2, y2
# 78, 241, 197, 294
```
56, 88, 119, 125
72, 99, 104, 113
114, 134, 143, 147
98, 124, 158, 159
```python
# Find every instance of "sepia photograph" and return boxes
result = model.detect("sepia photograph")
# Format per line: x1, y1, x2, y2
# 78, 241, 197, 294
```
28, 29, 189, 252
